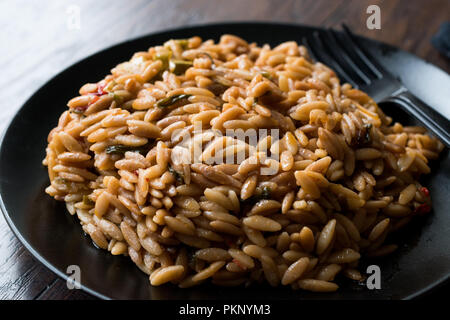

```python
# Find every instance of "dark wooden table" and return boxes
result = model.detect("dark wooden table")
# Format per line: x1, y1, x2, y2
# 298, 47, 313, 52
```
0, 0, 448, 300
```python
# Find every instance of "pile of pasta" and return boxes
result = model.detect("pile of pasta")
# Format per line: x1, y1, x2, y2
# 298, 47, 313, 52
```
44, 35, 443, 291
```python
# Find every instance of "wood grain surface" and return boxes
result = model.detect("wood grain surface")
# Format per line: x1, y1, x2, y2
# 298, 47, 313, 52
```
0, 0, 448, 300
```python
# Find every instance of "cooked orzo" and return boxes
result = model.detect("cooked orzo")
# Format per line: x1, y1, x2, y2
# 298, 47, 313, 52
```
43, 34, 444, 291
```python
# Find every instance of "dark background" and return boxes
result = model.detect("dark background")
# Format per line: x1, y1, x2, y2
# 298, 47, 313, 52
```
0, 0, 448, 299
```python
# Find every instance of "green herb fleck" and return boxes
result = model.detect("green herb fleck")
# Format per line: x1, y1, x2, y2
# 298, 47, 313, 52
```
364, 123, 373, 143
82, 195, 94, 206
105, 144, 151, 155
260, 186, 271, 199
109, 92, 124, 105
174, 39, 189, 50
168, 165, 184, 183
260, 70, 273, 80
169, 59, 193, 75
156, 94, 191, 108
55, 177, 68, 185
154, 51, 171, 70
353, 123, 373, 147
240, 186, 271, 206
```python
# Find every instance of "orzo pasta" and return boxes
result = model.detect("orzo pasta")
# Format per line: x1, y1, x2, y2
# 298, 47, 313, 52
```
43, 34, 444, 291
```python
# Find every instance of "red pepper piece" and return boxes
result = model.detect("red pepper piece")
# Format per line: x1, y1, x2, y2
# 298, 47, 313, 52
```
232, 259, 247, 271
74, 105, 88, 113
89, 95, 100, 105
97, 82, 107, 95
420, 187, 430, 197
88, 82, 107, 96
414, 203, 431, 214
225, 239, 234, 248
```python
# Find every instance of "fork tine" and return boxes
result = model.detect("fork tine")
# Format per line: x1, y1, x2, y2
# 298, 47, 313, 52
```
304, 32, 359, 88
324, 28, 373, 85
301, 37, 318, 62
341, 24, 385, 79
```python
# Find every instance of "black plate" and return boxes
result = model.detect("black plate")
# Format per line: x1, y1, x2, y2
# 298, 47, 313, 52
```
0, 22, 449, 300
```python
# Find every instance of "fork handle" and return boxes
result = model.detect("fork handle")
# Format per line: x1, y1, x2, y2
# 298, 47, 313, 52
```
383, 90, 450, 148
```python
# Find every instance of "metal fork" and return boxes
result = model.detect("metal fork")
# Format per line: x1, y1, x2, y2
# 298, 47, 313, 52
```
303, 24, 450, 148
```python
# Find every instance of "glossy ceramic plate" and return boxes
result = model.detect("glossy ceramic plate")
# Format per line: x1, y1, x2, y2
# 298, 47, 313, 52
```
1, 22, 449, 300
